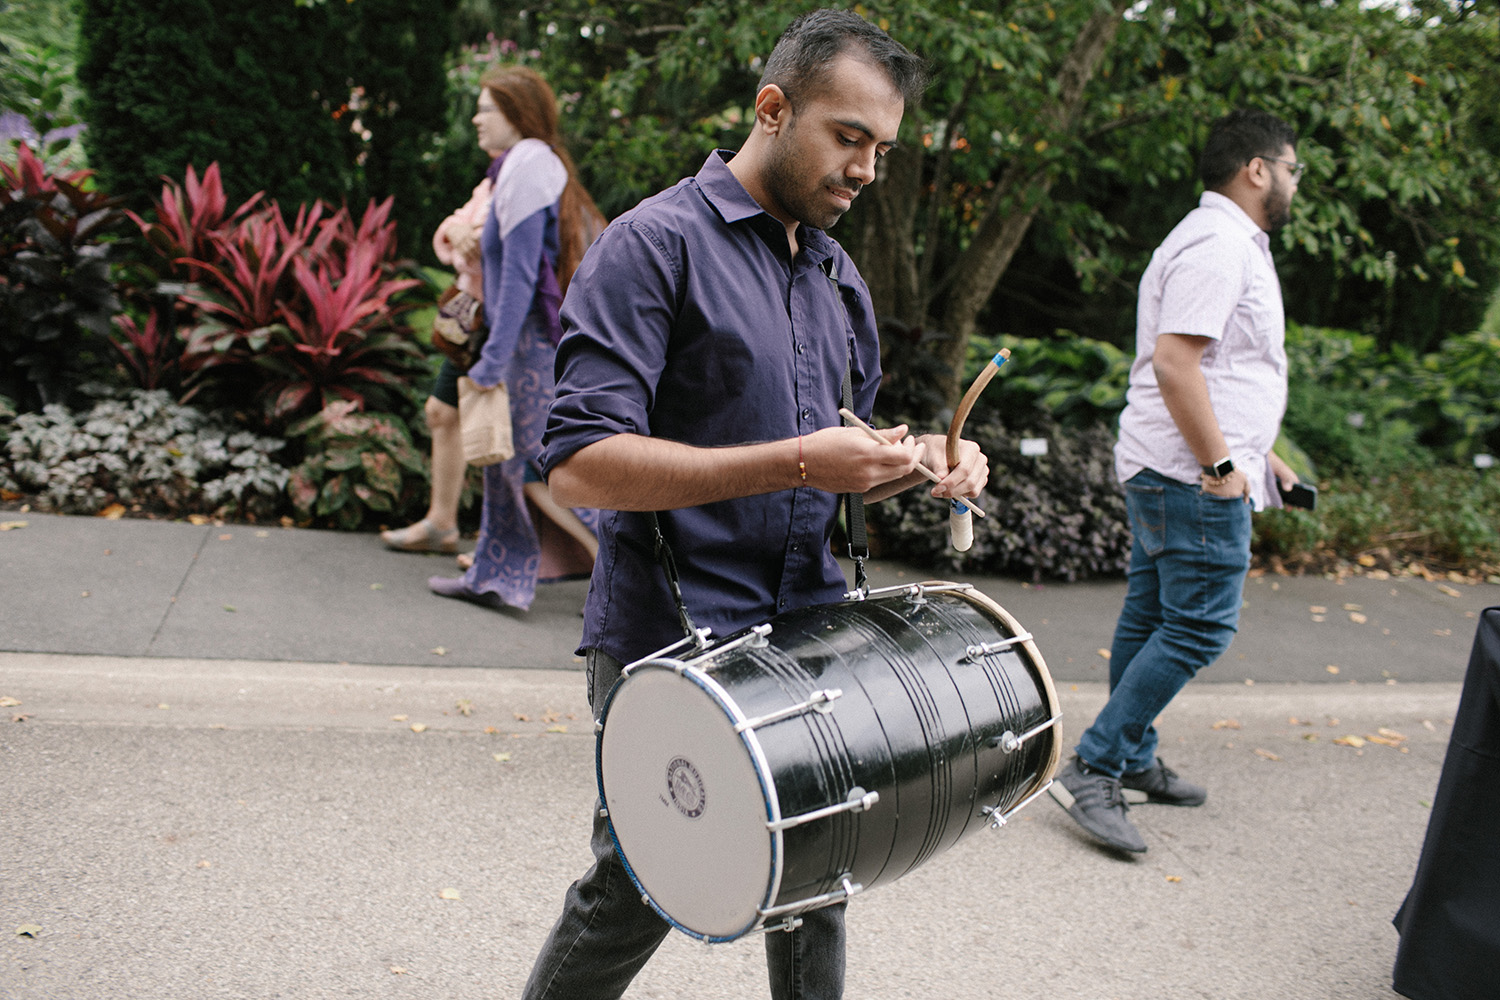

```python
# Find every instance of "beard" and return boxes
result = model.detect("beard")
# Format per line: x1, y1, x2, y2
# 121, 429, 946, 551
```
1263, 173, 1292, 232
761, 122, 861, 231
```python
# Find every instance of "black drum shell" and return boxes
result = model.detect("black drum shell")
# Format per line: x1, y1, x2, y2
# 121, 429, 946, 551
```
597, 583, 1060, 940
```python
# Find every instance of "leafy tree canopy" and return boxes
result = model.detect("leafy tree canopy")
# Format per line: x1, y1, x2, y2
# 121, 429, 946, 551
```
470, 0, 1499, 400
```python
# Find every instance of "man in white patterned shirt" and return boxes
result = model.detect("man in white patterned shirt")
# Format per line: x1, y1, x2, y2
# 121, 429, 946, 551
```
1051, 109, 1304, 855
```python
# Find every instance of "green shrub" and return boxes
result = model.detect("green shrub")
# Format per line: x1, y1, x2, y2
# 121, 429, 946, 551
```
285, 402, 428, 531
866, 413, 1130, 583
77, 0, 456, 261
1254, 467, 1500, 573
1282, 323, 1500, 475
1, 387, 287, 519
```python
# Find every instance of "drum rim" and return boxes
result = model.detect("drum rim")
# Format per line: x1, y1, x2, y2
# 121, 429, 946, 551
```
920, 580, 1064, 793
595, 657, 786, 942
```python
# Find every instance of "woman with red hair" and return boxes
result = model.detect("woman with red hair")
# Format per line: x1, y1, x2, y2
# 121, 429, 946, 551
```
388, 65, 604, 611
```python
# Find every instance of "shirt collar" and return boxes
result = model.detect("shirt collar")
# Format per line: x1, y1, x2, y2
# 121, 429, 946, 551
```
1199, 189, 1270, 249
696, 150, 836, 265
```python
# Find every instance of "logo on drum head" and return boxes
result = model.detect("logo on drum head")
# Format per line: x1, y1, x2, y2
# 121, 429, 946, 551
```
666, 757, 706, 819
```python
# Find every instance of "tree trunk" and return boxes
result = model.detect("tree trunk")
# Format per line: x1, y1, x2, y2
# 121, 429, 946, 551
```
932, 0, 1134, 404
851, 144, 924, 323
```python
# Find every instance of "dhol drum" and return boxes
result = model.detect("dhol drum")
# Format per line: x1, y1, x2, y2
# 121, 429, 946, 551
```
595, 581, 1061, 942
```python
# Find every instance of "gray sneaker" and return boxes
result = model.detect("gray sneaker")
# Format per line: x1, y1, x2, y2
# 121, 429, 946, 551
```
1120, 758, 1207, 806
1049, 757, 1147, 854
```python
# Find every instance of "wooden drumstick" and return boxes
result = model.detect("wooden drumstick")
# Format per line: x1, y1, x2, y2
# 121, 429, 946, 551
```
945, 349, 1009, 551
837, 408, 986, 518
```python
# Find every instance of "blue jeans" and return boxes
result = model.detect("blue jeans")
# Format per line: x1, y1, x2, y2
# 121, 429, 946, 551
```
521, 650, 847, 1000
1075, 469, 1252, 777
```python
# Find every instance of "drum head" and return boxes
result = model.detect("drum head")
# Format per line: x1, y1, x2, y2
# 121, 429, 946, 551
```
598, 663, 779, 940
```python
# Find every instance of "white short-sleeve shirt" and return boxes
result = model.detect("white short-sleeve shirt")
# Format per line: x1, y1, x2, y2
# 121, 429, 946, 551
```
1114, 191, 1288, 509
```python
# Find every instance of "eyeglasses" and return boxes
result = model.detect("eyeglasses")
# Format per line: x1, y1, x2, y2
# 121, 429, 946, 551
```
1260, 156, 1306, 181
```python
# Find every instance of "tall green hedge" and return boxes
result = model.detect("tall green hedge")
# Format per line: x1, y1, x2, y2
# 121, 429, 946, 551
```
76, 0, 455, 260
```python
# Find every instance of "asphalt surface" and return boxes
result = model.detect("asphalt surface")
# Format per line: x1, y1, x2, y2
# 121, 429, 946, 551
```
2, 510, 1497, 999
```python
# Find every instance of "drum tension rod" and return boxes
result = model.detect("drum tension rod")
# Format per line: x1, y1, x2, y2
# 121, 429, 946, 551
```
982, 780, 1055, 830
963, 632, 1034, 661
734, 687, 842, 733
759, 875, 864, 921
751, 915, 803, 938
988, 714, 1063, 754
622, 627, 715, 675
768, 786, 878, 832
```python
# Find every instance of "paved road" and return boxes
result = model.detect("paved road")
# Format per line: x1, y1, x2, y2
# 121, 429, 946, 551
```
2, 512, 1496, 999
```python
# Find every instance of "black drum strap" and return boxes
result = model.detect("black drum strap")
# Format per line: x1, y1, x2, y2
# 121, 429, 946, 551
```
647, 510, 703, 647
841, 350, 869, 595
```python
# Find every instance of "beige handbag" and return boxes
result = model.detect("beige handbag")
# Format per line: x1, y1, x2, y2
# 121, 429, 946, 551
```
457, 376, 514, 467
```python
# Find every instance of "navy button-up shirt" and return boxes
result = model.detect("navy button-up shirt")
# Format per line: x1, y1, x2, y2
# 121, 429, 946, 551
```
540, 151, 882, 664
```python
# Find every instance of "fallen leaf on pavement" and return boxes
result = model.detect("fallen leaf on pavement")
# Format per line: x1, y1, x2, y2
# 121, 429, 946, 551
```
1343, 603, 1363, 612
547, 725, 568, 734
1165, 875, 1182, 883
1326, 665, 1340, 674
493, 753, 511, 762
0, 697, 19, 708
483, 726, 498, 735
188, 513, 210, 525
1349, 612, 1368, 624
1253, 748, 1281, 761
223, 605, 237, 613
1097, 648, 1110, 659
431, 647, 447, 656
391, 715, 408, 722
456, 700, 474, 717
390, 966, 408, 975
15, 925, 41, 938
99, 503, 126, 519
1212, 719, 1241, 730
0, 520, 27, 531
439, 888, 461, 901
410, 723, 427, 733
1437, 584, 1462, 598
514, 712, 531, 722
1310, 605, 1327, 615
1335, 735, 1367, 748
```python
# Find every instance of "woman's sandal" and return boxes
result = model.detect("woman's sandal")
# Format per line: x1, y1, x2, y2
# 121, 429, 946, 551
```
380, 519, 460, 554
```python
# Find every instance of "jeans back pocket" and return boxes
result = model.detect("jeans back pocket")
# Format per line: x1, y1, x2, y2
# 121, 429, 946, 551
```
1125, 479, 1167, 557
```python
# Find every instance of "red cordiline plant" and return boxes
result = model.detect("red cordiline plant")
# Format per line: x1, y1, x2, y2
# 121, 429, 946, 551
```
122, 163, 430, 434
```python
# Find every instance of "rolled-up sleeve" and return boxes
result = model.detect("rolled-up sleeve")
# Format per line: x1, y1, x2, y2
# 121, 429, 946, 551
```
541, 220, 680, 475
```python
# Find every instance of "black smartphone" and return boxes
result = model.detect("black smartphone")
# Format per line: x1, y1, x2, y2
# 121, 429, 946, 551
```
1279, 481, 1318, 510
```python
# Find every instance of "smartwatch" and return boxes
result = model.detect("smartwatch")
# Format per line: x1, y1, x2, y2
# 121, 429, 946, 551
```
1201, 456, 1235, 478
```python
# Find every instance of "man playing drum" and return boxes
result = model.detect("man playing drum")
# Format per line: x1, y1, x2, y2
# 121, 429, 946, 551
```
527, 9, 988, 999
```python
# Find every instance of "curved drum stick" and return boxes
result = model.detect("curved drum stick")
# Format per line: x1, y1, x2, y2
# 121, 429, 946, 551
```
945, 349, 1010, 552
837, 408, 985, 519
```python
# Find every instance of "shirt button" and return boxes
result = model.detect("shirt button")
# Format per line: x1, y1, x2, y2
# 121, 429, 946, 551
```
800, 408, 811, 420
796, 342, 805, 354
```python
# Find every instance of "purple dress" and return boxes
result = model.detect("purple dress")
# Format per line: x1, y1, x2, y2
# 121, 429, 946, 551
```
443, 140, 599, 611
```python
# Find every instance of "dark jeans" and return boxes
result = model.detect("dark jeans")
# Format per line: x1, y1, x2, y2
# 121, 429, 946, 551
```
1076, 469, 1252, 776
520, 649, 847, 1000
